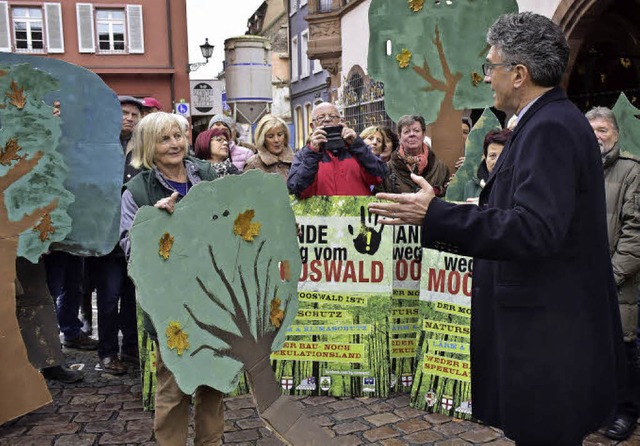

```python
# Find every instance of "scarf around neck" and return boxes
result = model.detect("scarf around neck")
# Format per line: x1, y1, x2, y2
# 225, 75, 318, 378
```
398, 142, 429, 175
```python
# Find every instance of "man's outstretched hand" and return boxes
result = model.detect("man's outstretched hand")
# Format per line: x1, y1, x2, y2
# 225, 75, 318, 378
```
368, 173, 435, 226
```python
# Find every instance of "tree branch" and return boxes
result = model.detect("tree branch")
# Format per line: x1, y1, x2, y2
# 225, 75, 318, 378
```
433, 24, 463, 86
190, 345, 242, 363
184, 303, 242, 345
253, 241, 267, 334
195, 276, 234, 318
0, 151, 42, 192
0, 198, 58, 239
238, 265, 252, 333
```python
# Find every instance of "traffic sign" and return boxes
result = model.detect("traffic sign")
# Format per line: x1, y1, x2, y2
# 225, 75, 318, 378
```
176, 102, 190, 117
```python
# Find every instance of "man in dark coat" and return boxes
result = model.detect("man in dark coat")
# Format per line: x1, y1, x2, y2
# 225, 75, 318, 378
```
369, 12, 623, 445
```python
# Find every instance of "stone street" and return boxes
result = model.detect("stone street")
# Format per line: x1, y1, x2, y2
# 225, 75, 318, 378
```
0, 348, 638, 445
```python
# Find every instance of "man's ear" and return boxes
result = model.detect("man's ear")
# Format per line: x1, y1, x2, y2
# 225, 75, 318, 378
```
513, 64, 528, 88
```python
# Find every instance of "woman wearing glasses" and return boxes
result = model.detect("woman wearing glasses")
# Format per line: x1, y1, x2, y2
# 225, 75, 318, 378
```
244, 114, 294, 180
194, 127, 240, 177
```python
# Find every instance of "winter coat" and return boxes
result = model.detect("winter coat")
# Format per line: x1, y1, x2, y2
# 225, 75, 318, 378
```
229, 141, 254, 171
420, 87, 623, 443
603, 144, 640, 342
374, 147, 449, 196
243, 144, 294, 181
287, 136, 388, 197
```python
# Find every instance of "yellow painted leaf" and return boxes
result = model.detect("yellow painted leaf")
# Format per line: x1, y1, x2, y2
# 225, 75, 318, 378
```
233, 209, 261, 242
270, 298, 285, 328
6, 80, 26, 109
0, 137, 23, 166
408, 0, 425, 12
158, 232, 174, 260
166, 321, 189, 355
33, 212, 56, 242
471, 72, 483, 87
396, 49, 412, 69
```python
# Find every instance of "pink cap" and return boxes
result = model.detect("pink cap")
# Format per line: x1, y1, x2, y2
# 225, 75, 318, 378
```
142, 97, 162, 110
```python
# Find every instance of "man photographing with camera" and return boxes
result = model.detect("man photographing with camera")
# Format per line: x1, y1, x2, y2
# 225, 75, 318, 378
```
287, 102, 388, 198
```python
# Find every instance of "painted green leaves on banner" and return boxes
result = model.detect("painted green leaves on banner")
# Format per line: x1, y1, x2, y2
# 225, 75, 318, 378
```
612, 92, 640, 160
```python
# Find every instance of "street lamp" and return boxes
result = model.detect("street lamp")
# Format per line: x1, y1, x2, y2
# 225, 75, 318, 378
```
187, 38, 214, 73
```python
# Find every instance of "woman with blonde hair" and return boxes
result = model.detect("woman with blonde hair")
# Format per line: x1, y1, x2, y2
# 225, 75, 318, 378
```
121, 112, 223, 445
244, 114, 294, 180
360, 125, 390, 162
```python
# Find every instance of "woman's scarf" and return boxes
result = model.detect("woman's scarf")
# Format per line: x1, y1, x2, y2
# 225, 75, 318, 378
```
397, 142, 429, 175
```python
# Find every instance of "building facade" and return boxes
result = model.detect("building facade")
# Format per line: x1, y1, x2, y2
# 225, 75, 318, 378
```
0, 0, 190, 113
289, 0, 329, 151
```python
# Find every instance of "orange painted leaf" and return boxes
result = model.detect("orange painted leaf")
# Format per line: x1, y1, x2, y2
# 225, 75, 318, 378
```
408, 0, 425, 12
270, 298, 285, 328
0, 138, 23, 166
6, 80, 26, 109
233, 209, 261, 242
281, 260, 291, 281
471, 72, 483, 87
33, 212, 56, 242
396, 49, 412, 69
158, 232, 174, 260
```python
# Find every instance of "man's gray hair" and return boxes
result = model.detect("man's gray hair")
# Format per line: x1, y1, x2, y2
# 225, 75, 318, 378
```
487, 12, 569, 88
585, 106, 619, 133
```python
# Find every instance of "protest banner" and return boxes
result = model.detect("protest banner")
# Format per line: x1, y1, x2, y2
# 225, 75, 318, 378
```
411, 248, 473, 419
272, 196, 393, 397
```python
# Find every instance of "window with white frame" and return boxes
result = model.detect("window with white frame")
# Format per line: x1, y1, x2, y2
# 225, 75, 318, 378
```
76, 3, 144, 54
291, 35, 299, 82
300, 30, 309, 78
295, 106, 305, 150
289, 0, 297, 15
0, 2, 64, 53
96, 9, 125, 52
300, 0, 307, 6
304, 103, 312, 136
12, 7, 43, 52
313, 58, 323, 74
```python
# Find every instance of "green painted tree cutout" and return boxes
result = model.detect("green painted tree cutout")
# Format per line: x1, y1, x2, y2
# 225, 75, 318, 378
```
129, 171, 336, 445
612, 92, 640, 161
446, 108, 501, 201
368, 0, 517, 167
0, 63, 74, 424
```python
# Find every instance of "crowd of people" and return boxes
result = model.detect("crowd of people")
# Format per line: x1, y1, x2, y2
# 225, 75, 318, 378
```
14, 10, 640, 446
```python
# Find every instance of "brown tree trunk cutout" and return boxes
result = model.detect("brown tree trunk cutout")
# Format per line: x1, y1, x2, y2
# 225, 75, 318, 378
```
184, 244, 337, 446
412, 25, 465, 171
0, 151, 57, 424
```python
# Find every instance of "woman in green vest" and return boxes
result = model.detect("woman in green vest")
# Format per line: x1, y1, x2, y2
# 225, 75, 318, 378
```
119, 112, 223, 446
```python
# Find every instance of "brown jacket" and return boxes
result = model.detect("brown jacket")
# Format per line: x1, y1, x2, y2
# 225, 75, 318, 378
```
603, 145, 640, 341
374, 148, 450, 196
243, 145, 294, 181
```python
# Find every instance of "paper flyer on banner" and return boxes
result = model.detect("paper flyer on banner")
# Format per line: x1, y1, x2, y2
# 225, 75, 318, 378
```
272, 196, 393, 397
411, 248, 473, 419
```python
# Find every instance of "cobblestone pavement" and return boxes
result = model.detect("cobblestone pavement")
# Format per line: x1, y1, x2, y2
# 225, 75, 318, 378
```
1, 348, 639, 445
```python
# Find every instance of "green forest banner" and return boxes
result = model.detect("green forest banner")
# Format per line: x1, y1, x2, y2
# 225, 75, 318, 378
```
271, 196, 393, 397
411, 248, 473, 419
390, 225, 422, 392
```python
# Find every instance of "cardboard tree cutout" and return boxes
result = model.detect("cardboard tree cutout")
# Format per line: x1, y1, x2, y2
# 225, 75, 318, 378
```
612, 92, 640, 161
445, 108, 501, 201
129, 171, 335, 445
1, 53, 124, 255
0, 54, 124, 424
368, 0, 518, 169
0, 63, 73, 423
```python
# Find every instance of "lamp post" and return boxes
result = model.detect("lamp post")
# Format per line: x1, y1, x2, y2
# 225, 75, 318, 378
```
187, 38, 215, 73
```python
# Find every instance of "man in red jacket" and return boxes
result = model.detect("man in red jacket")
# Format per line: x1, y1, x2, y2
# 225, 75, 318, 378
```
287, 102, 388, 197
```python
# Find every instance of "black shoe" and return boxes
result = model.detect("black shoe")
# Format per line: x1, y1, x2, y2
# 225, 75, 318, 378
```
42, 365, 84, 383
604, 413, 637, 440
63, 332, 98, 350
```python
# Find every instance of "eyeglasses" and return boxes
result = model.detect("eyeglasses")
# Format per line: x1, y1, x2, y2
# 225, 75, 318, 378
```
212, 136, 228, 143
481, 62, 516, 76
313, 114, 340, 123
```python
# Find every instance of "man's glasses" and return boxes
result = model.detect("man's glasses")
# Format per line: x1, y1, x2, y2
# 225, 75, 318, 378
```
313, 114, 340, 123
481, 62, 516, 76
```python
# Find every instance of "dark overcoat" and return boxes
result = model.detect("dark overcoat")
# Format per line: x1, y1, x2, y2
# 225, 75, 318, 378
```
422, 87, 623, 444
